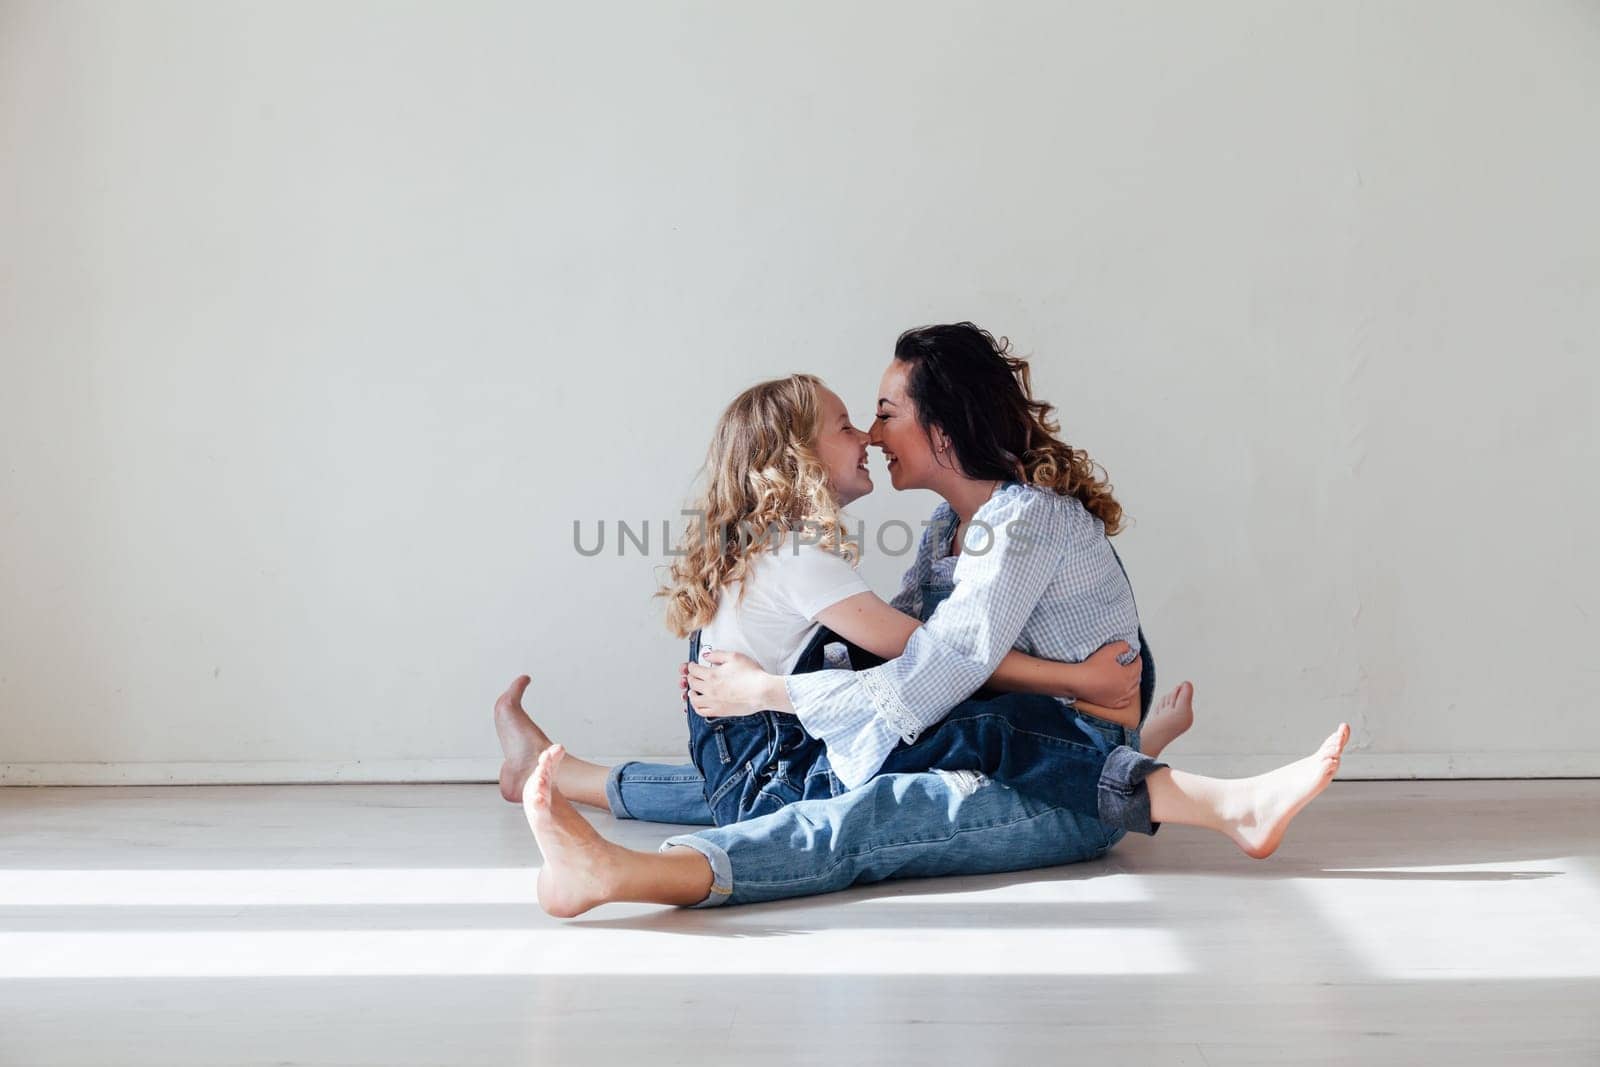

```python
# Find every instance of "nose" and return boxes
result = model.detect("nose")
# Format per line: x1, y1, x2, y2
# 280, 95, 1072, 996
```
867, 420, 883, 447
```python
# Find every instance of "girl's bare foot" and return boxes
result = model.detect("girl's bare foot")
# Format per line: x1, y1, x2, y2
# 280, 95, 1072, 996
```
494, 675, 553, 803
523, 745, 623, 918
1225, 723, 1350, 859
1142, 681, 1195, 759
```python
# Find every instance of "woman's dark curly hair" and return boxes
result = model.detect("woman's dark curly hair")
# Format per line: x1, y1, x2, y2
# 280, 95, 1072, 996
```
894, 322, 1124, 534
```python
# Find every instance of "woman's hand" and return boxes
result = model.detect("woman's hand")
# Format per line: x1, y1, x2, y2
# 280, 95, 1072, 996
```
1074, 641, 1143, 709
683, 650, 788, 718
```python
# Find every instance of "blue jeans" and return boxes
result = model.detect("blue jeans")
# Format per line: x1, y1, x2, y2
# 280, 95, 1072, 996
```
603, 627, 1160, 905
665, 774, 1126, 907
667, 708, 1141, 907
606, 729, 1139, 907
604, 760, 716, 826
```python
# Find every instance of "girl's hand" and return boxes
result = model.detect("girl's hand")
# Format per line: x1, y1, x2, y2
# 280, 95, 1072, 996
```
683, 650, 780, 718
1076, 641, 1143, 708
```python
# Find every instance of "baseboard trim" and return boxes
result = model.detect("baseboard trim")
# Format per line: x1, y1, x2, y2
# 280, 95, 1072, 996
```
3, 751, 1599, 787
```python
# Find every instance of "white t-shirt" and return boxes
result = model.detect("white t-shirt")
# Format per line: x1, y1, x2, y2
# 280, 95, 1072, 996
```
698, 542, 871, 674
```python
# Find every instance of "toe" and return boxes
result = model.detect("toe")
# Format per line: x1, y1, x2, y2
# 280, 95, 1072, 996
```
530, 750, 556, 799
527, 782, 548, 810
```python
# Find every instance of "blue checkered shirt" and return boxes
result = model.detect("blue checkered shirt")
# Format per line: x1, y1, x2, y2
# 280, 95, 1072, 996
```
785, 482, 1142, 789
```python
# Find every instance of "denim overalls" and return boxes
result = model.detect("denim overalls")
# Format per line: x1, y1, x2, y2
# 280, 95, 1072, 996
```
684, 626, 862, 827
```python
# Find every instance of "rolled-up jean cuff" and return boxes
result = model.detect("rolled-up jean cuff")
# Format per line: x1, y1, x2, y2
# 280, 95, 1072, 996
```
1097, 745, 1168, 836
659, 834, 734, 908
604, 762, 633, 820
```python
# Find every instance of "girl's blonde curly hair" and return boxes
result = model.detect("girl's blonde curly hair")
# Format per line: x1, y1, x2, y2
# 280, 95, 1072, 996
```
658, 374, 859, 637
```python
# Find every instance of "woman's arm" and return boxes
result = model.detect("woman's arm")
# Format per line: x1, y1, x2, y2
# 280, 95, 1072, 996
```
815, 592, 1142, 715
988, 643, 1141, 719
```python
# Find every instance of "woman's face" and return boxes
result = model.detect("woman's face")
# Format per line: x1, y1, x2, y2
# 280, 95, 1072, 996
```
814, 386, 873, 505
868, 360, 944, 492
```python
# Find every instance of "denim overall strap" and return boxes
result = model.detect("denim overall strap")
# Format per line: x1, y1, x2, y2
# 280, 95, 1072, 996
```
787, 624, 837, 673
686, 630, 701, 712
920, 577, 956, 620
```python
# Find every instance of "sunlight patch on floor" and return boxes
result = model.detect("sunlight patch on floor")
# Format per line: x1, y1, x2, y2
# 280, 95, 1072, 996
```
0, 925, 1190, 978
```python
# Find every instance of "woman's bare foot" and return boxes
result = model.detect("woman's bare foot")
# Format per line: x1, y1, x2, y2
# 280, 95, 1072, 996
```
1224, 724, 1350, 859
523, 745, 623, 918
494, 675, 553, 803
1141, 681, 1195, 759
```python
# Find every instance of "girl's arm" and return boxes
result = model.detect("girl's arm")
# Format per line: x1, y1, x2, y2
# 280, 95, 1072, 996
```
814, 592, 1141, 724
811, 592, 920, 659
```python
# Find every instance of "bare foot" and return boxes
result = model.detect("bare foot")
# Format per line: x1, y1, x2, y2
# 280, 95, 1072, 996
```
523, 745, 620, 918
1225, 723, 1350, 859
494, 675, 553, 803
1142, 681, 1195, 759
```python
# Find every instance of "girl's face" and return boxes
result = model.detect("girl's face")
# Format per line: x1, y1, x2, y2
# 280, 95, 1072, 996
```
868, 360, 945, 492
814, 386, 873, 505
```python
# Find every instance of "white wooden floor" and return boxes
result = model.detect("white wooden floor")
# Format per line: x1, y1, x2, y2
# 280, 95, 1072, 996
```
1, 780, 1596, 1066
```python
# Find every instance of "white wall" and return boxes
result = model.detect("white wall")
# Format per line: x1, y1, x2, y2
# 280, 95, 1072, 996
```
2, 0, 1596, 784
